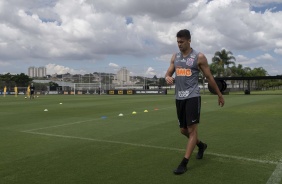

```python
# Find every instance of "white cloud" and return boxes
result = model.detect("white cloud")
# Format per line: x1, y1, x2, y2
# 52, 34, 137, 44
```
155, 54, 172, 62
275, 40, 282, 47
0, 61, 10, 67
109, 63, 119, 68
145, 67, 156, 76
236, 55, 249, 60
45, 63, 86, 75
87, 0, 195, 20
236, 55, 258, 65
247, 0, 282, 7
274, 48, 282, 55
256, 53, 275, 61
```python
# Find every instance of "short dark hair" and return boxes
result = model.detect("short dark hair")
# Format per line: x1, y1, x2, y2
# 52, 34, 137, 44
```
176, 29, 191, 39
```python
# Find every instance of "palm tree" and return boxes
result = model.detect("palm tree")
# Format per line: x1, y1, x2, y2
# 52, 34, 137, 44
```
212, 49, 236, 76
209, 62, 223, 77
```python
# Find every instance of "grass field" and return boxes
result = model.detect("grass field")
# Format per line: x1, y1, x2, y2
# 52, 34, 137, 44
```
0, 93, 282, 184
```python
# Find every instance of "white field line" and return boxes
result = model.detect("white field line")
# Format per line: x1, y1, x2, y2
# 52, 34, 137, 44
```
266, 160, 282, 184
21, 131, 279, 166
23, 118, 101, 132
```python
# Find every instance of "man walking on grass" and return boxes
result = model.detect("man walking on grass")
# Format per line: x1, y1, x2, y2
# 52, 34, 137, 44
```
165, 29, 224, 175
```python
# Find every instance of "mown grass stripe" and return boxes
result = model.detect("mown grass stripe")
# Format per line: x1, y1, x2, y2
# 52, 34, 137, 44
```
21, 131, 279, 165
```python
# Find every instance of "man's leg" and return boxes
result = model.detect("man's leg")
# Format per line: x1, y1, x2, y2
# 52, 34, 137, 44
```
183, 126, 207, 159
181, 125, 207, 158
173, 125, 198, 175
184, 124, 198, 159
180, 127, 200, 144
174, 124, 207, 175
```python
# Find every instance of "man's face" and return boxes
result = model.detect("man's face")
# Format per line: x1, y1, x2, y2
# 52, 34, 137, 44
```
177, 37, 190, 52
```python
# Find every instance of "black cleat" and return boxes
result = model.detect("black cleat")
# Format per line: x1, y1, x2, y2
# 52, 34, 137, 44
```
173, 164, 187, 175
196, 143, 207, 159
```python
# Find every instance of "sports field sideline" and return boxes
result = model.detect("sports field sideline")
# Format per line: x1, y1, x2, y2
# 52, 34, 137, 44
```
0, 93, 282, 184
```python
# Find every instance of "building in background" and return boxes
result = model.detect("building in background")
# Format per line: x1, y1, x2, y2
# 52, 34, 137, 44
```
38, 67, 47, 77
28, 66, 37, 78
28, 66, 47, 78
116, 67, 130, 85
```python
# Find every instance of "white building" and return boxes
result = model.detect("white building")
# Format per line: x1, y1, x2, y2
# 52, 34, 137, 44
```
38, 67, 47, 77
117, 67, 130, 85
28, 66, 37, 78
28, 66, 47, 78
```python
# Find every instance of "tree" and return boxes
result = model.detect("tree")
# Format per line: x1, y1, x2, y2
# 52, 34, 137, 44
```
249, 67, 268, 77
0, 73, 33, 91
248, 67, 268, 89
209, 63, 221, 77
212, 49, 236, 76
0, 73, 14, 88
243, 67, 252, 77
12, 73, 33, 87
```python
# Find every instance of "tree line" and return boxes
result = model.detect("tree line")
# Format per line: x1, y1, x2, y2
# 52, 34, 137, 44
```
209, 49, 282, 89
0, 73, 59, 91
210, 49, 269, 77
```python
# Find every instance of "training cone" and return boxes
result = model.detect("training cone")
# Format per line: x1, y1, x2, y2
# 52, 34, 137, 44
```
59, 103, 63, 104
154, 108, 159, 110
44, 109, 48, 112
144, 110, 148, 112
118, 113, 124, 116
132, 111, 137, 114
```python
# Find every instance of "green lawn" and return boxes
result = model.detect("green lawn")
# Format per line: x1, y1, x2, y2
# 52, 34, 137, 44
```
0, 94, 281, 184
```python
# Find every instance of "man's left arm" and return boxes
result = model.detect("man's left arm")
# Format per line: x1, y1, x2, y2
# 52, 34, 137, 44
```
198, 53, 225, 107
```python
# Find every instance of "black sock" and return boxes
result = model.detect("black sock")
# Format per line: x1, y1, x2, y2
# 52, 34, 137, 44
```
180, 157, 189, 166
197, 141, 204, 149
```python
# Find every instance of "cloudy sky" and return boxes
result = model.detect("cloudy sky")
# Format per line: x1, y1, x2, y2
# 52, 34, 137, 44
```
0, 0, 282, 77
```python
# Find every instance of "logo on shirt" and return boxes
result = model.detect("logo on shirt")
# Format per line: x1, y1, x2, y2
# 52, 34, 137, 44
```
176, 68, 192, 77
178, 90, 190, 98
186, 58, 195, 66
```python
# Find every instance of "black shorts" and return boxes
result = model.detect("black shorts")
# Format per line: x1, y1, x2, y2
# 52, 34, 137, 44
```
175, 96, 201, 128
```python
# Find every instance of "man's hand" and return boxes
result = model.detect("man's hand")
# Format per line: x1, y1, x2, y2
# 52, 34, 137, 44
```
165, 76, 174, 85
218, 95, 225, 107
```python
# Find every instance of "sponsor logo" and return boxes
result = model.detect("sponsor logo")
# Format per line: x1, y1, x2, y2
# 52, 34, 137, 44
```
178, 90, 189, 98
176, 68, 192, 76
118, 90, 123, 95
